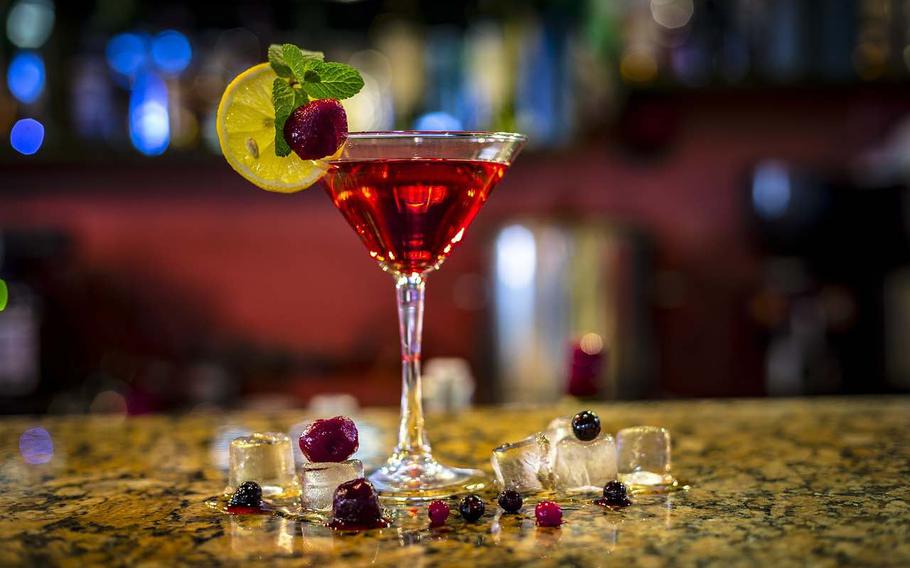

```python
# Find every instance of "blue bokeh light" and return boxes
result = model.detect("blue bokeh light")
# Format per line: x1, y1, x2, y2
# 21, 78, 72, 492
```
413, 111, 463, 131
129, 71, 170, 155
106, 32, 149, 77
19, 427, 54, 465
7, 51, 45, 104
150, 30, 192, 75
10, 118, 45, 155
752, 161, 792, 220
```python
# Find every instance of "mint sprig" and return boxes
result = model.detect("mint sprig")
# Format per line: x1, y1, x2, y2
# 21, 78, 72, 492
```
268, 43, 363, 158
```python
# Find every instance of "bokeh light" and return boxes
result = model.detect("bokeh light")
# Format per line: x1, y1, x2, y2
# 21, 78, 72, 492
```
0, 279, 7, 311
106, 32, 149, 78
151, 30, 192, 75
650, 0, 694, 30
6, 0, 55, 49
414, 111, 462, 131
72, 58, 115, 140
10, 118, 45, 155
620, 49, 659, 83
344, 50, 393, 131
129, 72, 170, 155
89, 390, 128, 415
496, 225, 537, 289
752, 161, 791, 220
579, 333, 604, 355
7, 51, 45, 104
19, 427, 53, 465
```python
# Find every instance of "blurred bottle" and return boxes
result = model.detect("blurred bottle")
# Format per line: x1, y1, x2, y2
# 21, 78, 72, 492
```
566, 336, 606, 398
492, 220, 655, 403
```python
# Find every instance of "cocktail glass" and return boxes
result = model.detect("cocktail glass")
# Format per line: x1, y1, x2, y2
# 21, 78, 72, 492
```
322, 131, 526, 499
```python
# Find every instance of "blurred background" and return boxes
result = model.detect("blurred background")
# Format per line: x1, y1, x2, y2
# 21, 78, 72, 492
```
2, 0, 910, 415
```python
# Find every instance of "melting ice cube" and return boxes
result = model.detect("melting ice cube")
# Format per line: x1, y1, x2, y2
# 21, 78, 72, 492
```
551, 433, 618, 493
616, 426, 674, 486
491, 433, 552, 492
229, 432, 297, 497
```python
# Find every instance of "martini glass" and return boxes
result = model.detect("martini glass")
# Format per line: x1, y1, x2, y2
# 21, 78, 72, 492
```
322, 131, 526, 499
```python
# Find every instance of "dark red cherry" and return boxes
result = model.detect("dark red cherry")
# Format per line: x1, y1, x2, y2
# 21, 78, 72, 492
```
283, 98, 348, 160
299, 416, 359, 462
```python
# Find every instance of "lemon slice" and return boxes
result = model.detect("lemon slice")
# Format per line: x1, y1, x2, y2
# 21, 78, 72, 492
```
216, 63, 330, 193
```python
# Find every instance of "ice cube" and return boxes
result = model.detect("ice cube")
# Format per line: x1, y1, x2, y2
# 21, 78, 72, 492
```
551, 433, 617, 493
616, 426, 674, 486
299, 459, 364, 512
491, 433, 552, 492
545, 417, 573, 445
229, 432, 297, 497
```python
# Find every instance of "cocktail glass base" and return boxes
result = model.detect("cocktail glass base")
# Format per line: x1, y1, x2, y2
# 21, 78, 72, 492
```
369, 452, 486, 501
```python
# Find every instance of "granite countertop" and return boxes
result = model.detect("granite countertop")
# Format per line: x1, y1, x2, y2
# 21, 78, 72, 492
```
0, 397, 907, 566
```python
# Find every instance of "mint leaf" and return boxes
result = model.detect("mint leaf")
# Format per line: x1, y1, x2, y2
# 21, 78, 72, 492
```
268, 44, 293, 79
272, 78, 296, 157
301, 62, 364, 100
282, 44, 323, 83
293, 85, 308, 109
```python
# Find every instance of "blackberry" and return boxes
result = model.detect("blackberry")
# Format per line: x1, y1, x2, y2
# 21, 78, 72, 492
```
497, 489, 523, 514
229, 481, 262, 508
597, 480, 632, 508
458, 494, 485, 522
571, 410, 601, 441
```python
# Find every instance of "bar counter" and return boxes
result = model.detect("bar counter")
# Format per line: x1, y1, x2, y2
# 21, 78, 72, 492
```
1, 397, 907, 566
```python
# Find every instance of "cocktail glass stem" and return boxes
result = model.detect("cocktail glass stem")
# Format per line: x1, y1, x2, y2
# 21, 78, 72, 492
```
368, 271, 483, 499
395, 272, 430, 455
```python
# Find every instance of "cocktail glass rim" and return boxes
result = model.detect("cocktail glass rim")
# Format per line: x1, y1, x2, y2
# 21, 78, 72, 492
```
330, 131, 527, 163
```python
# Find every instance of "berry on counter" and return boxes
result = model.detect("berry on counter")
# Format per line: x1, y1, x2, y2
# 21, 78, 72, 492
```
497, 489, 523, 514
228, 481, 263, 509
458, 494, 485, 522
428, 500, 450, 527
534, 500, 563, 527
571, 410, 601, 441
299, 416, 359, 462
595, 480, 633, 508
328, 477, 390, 530
284, 99, 348, 160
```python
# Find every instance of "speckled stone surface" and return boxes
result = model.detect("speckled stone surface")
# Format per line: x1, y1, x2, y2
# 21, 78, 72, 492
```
0, 397, 907, 567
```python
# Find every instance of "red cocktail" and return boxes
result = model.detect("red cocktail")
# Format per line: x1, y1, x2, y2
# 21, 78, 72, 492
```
323, 159, 506, 275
